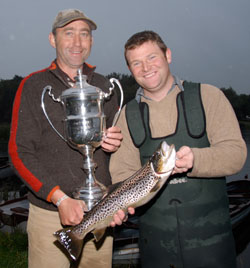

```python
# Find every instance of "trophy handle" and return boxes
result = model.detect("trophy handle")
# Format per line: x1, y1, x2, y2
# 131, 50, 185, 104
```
41, 85, 67, 142
108, 78, 124, 127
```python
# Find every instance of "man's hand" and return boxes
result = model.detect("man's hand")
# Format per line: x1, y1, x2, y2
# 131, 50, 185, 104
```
109, 207, 135, 227
101, 126, 123, 153
57, 197, 87, 226
172, 146, 194, 174
51, 189, 87, 226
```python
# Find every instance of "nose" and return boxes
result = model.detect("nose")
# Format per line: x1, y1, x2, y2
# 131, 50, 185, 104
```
142, 61, 150, 72
73, 34, 81, 46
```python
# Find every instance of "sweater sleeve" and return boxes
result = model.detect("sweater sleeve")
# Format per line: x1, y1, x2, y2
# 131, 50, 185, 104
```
109, 106, 142, 183
8, 76, 60, 202
188, 84, 247, 178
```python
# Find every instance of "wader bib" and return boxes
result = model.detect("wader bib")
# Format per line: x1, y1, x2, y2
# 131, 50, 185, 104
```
125, 82, 236, 268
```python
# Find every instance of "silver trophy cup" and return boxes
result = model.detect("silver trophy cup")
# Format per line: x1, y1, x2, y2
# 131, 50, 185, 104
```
41, 69, 123, 210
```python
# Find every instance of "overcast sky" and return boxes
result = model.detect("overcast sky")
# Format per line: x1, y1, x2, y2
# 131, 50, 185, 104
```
1, 0, 249, 94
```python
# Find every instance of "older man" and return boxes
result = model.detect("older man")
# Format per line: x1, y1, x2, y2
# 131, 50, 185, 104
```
9, 9, 123, 268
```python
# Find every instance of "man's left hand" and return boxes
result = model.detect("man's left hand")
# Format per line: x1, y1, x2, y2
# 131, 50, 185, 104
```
172, 146, 194, 174
101, 126, 123, 153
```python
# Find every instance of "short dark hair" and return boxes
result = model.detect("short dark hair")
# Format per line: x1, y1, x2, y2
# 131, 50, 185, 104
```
124, 30, 167, 65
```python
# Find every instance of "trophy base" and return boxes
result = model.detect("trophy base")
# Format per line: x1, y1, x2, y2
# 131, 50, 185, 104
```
73, 186, 104, 211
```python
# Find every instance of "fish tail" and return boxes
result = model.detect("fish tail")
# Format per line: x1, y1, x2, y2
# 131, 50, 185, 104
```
54, 227, 84, 261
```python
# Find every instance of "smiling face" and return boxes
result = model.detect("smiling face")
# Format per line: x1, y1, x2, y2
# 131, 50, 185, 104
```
49, 20, 93, 79
126, 41, 174, 101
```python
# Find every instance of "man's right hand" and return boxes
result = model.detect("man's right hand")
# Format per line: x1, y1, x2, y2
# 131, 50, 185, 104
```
57, 197, 87, 225
51, 189, 87, 226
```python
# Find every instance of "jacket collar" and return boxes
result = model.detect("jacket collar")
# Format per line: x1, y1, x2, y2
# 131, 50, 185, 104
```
48, 60, 96, 87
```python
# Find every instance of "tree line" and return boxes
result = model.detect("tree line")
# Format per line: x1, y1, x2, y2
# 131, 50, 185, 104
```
0, 74, 249, 126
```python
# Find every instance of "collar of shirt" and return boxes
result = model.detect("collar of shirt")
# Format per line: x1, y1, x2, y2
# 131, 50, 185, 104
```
51, 60, 96, 88
135, 75, 184, 103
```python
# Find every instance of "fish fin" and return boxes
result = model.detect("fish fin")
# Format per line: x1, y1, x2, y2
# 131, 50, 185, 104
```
107, 181, 122, 193
54, 227, 85, 261
92, 227, 107, 242
150, 181, 161, 192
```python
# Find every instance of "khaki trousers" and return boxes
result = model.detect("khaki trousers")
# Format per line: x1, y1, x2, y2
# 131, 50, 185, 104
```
27, 203, 113, 268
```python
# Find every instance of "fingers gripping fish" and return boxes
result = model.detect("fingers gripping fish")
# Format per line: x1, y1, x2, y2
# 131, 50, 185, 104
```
54, 141, 176, 260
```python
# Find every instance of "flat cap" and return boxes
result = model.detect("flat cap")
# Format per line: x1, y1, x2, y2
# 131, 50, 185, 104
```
52, 9, 97, 33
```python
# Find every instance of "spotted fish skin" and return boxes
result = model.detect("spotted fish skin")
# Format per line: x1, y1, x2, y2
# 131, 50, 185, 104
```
54, 141, 176, 260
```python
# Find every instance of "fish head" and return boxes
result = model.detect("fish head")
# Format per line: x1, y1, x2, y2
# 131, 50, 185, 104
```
150, 141, 176, 175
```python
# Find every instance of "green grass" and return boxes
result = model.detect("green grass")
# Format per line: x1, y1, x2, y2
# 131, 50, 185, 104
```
0, 229, 28, 267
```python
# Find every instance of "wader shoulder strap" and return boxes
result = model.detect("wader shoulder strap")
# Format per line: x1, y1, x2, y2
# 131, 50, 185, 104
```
126, 81, 206, 147
182, 81, 206, 138
125, 99, 146, 147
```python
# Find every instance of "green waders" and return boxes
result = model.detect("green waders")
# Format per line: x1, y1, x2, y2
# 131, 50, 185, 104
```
125, 82, 236, 268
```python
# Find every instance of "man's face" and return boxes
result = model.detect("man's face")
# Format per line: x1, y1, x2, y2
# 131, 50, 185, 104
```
49, 20, 93, 74
126, 41, 172, 101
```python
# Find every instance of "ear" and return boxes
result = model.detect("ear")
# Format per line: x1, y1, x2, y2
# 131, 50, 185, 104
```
49, 32, 56, 48
165, 48, 172, 64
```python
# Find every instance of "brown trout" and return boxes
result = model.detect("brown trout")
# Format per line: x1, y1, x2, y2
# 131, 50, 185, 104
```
54, 141, 176, 260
